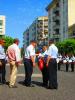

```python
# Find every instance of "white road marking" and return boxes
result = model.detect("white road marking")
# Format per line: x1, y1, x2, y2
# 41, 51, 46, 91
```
17, 74, 42, 77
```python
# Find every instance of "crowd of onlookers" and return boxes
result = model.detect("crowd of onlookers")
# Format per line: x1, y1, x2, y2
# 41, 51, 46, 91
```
57, 53, 75, 72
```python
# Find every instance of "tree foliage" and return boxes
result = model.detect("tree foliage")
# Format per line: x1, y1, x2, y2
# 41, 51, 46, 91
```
56, 39, 75, 54
1, 36, 14, 51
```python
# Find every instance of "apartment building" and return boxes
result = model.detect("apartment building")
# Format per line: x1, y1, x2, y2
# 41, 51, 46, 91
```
46, 0, 75, 42
0, 15, 5, 35
23, 16, 48, 48
36, 16, 48, 47
68, 24, 75, 38
68, 0, 75, 26
23, 28, 29, 48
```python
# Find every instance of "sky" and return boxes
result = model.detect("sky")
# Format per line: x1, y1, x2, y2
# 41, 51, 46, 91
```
0, 0, 52, 47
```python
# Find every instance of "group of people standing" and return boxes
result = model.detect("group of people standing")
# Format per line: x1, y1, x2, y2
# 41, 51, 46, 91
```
57, 53, 75, 72
0, 38, 58, 89
23, 39, 58, 89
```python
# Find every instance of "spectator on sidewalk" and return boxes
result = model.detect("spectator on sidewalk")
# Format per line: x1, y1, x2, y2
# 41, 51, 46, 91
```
70, 54, 75, 72
7, 38, 21, 88
65, 54, 75, 72
0, 39, 6, 84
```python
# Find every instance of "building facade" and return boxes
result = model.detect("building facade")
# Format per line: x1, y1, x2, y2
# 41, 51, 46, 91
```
23, 28, 29, 49
46, 0, 72, 42
36, 16, 48, 47
68, 0, 75, 27
0, 15, 5, 35
23, 16, 48, 48
68, 24, 75, 39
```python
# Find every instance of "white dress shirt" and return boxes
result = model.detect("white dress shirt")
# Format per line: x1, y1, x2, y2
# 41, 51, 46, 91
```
25, 44, 35, 59
42, 50, 48, 56
47, 44, 58, 59
0, 45, 6, 59
71, 56, 75, 62
57, 54, 62, 63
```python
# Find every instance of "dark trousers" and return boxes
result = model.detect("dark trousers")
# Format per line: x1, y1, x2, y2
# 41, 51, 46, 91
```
42, 63, 49, 86
66, 63, 74, 72
48, 59, 58, 88
58, 62, 61, 70
0, 59, 6, 83
58, 61, 62, 70
66, 63, 69, 72
71, 63, 74, 72
24, 58, 33, 86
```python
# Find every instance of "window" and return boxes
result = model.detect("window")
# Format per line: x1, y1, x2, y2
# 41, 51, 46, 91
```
0, 20, 3, 25
0, 31, 2, 33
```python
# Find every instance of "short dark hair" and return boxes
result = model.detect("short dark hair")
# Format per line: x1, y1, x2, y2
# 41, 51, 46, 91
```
14, 38, 19, 43
49, 38, 54, 43
30, 40, 37, 43
42, 44, 48, 47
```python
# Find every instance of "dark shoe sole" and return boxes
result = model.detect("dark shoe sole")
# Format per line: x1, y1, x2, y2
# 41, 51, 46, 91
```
25, 84, 35, 87
47, 86, 58, 89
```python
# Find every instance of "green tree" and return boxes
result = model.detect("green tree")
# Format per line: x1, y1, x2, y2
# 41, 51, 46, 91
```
56, 39, 75, 54
3, 36, 14, 51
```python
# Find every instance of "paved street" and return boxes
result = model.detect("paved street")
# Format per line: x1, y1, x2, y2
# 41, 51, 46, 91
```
0, 64, 75, 100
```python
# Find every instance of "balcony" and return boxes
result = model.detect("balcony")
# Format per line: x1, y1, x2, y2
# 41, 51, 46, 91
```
26, 37, 29, 40
44, 30, 48, 34
0, 31, 2, 33
53, 34, 60, 38
56, 2, 60, 7
53, 25, 60, 30
0, 26, 3, 28
37, 28, 43, 33
53, 7, 59, 13
38, 21, 43, 25
53, 15, 60, 22
0, 20, 3, 25
44, 24, 48, 27
44, 27, 48, 30
37, 24, 43, 27
43, 34, 48, 39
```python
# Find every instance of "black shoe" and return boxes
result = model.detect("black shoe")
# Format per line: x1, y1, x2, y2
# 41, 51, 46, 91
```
0, 82, 2, 85
6, 81, 9, 85
47, 86, 58, 89
2, 81, 6, 84
23, 81, 27, 85
71, 70, 74, 72
42, 83, 47, 87
25, 84, 35, 87
9, 85, 18, 88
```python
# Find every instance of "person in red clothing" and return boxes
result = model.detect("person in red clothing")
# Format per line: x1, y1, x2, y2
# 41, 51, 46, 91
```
41, 45, 48, 87
38, 45, 48, 87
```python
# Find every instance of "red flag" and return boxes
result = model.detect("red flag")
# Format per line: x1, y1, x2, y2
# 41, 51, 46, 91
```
38, 58, 44, 71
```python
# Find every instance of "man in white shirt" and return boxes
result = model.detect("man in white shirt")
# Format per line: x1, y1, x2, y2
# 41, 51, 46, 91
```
24, 40, 37, 87
47, 39, 58, 89
7, 38, 21, 88
0, 39, 6, 84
